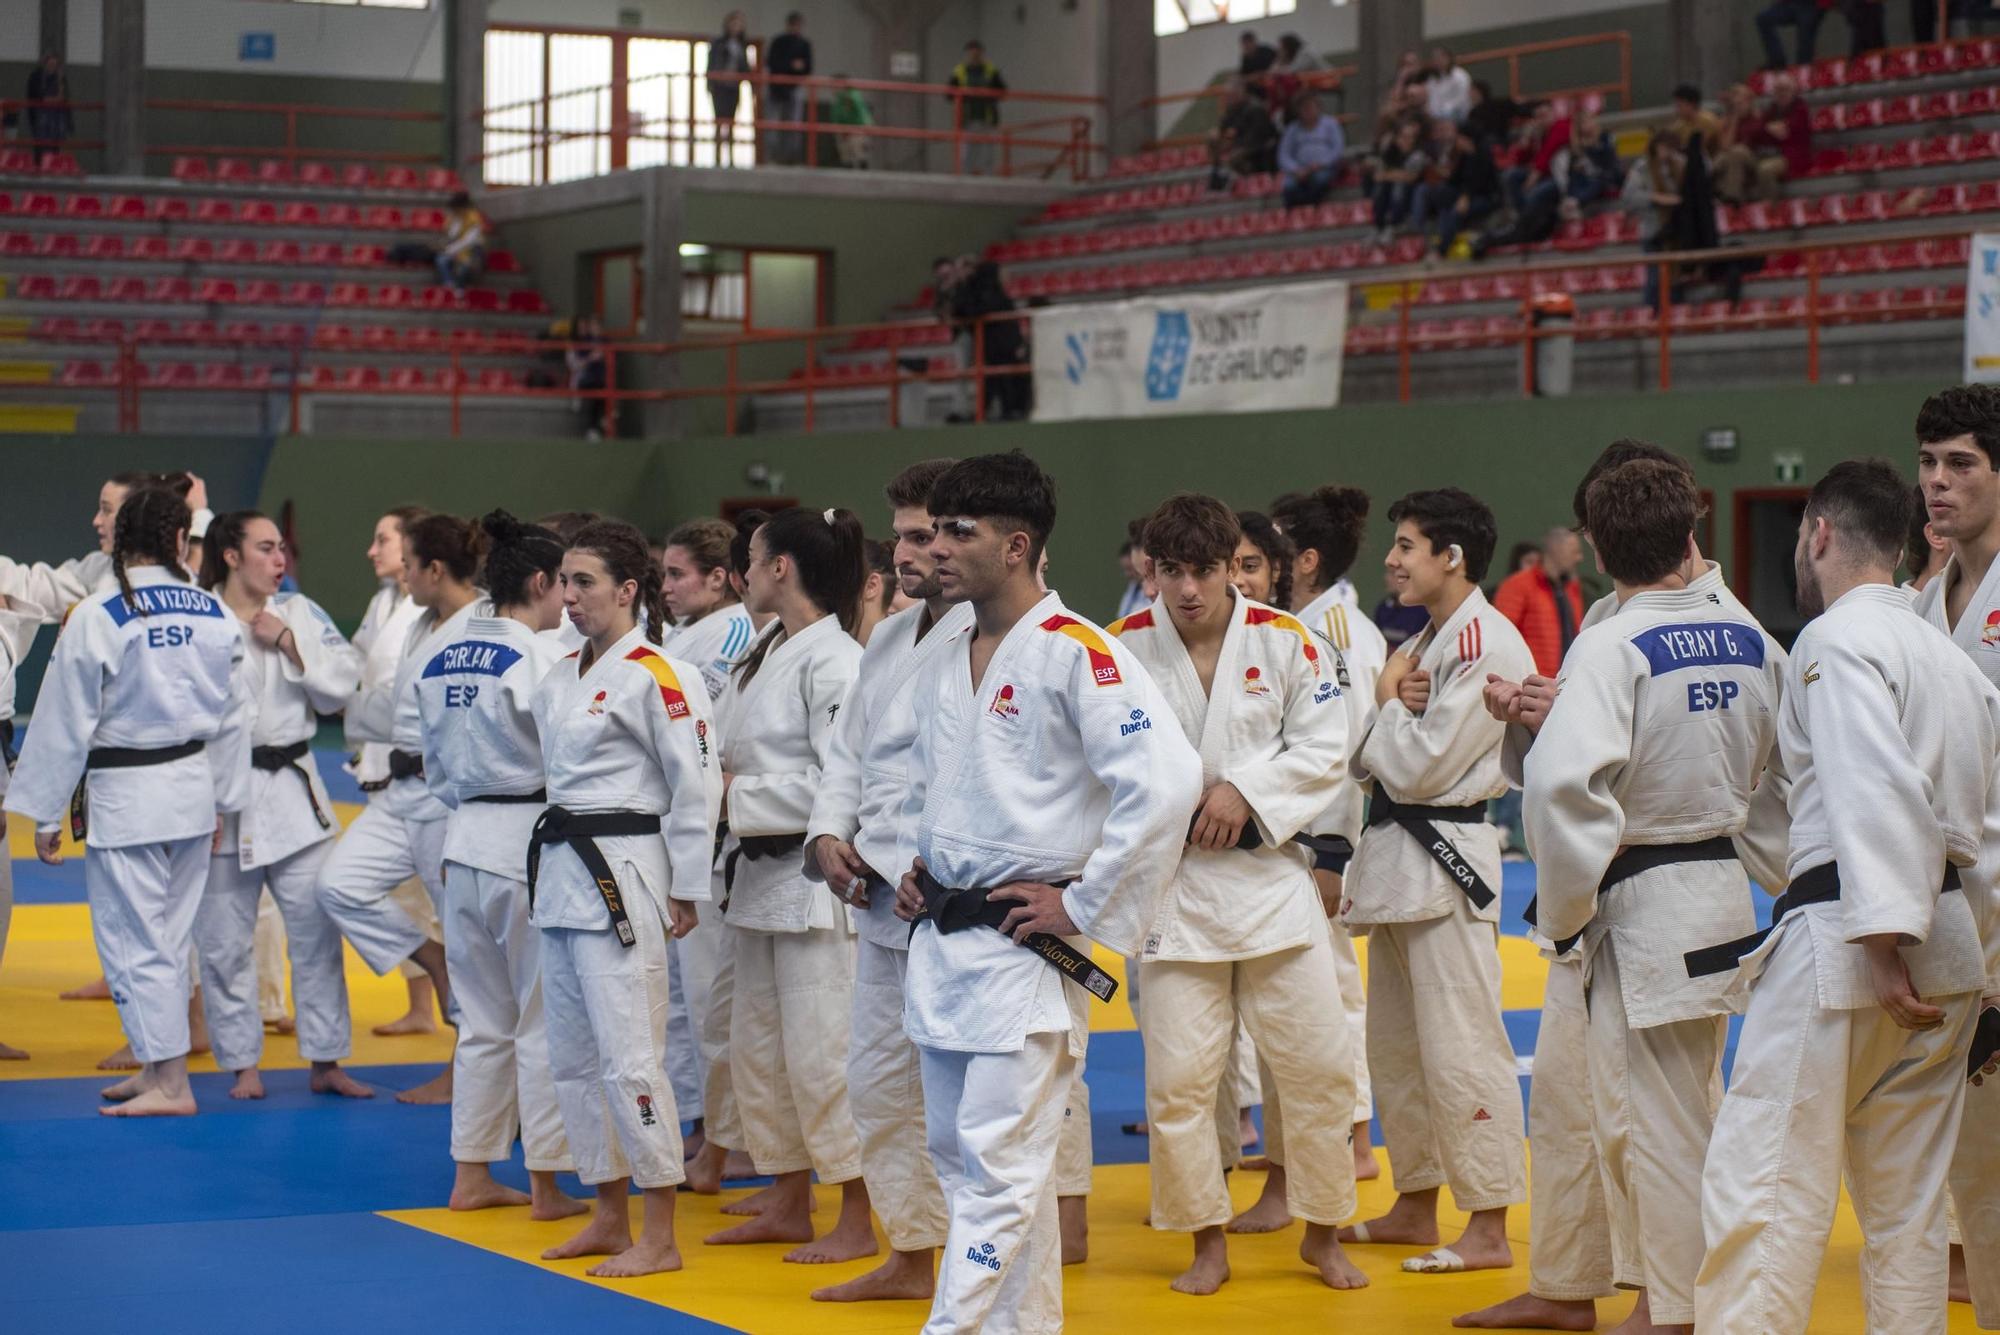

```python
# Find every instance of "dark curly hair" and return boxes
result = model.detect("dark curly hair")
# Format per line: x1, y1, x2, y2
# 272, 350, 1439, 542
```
112, 487, 193, 615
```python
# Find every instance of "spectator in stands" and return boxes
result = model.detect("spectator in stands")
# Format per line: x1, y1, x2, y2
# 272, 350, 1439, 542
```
1625, 132, 1688, 307
566, 315, 608, 441
1425, 46, 1473, 124
1264, 33, 1323, 123
1239, 30, 1279, 96
24, 52, 71, 166
1370, 118, 1428, 241
764, 12, 812, 165
707, 11, 752, 167
1278, 91, 1346, 210
948, 40, 1007, 175
1561, 106, 1622, 209
1493, 526, 1585, 676
933, 254, 973, 420
1756, 0, 1827, 70
1209, 77, 1279, 190
1390, 48, 1427, 102
951, 257, 1028, 421
1667, 82, 1723, 151
1733, 72, 1811, 202
1464, 78, 1525, 150
830, 75, 872, 169
1417, 124, 1502, 259
1715, 82, 1779, 202
435, 192, 487, 294
1503, 101, 1564, 218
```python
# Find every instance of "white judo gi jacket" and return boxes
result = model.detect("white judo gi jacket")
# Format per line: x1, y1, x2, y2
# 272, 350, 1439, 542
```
1346, 588, 1535, 927
346, 583, 422, 787
718, 615, 862, 934
805, 599, 975, 950
901, 592, 1202, 1055
229, 592, 363, 871
0, 549, 112, 621
416, 615, 566, 881
1294, 582, 1387, 848
5, 567, 251, 845
353, 600, 486, 824
1524, 586, 1784, 1027
0, 591, 48, 799
1777, 584, 1999, 1005
1107, 593, 1348, 961
666, 604, 758, 706
531, 625, 722, 929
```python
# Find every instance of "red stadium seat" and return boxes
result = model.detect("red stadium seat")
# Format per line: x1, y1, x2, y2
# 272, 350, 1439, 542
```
327, 283, 369, 307
380, 166, 422, 192
16, 274, 59, 300
35, 233, 79, 260
296, 162, 337, 188
257, 240, 302, 266
238, 201, 279, 226
194, 198, 235, 224
484, 249, 520, 274
361, 206, 406, 231
321, 203, 363, 230
507, 290, 550, 315
173, 320, 219, 344
149, 196, 191, 222
299, 242, 341, 267
196, 278, 240, 305
341, 244, 389, 267
57, 274, 103, 302
240, 280, 285, 305
279, 202, 322, 229
59, 193, 102, 219
104, 276, 147, 304
217, 238, 259, 265
339, 164, 375, 191
41, 152, 81, 177
81, 234, 124, 261
256, 159, 294, 186
408, 208, 447, 231
21, 192, 59, 217
368, 285, 415, 310
213, 158, 254, 185
105, 194, 148, 220
60, 360, 112, 387
172, 156, 211, 182
146, 276, 193, 303
168, 236, 215, 264
0, 149, 34, 175
142, 362, 200, 389
279, 282, 325, 307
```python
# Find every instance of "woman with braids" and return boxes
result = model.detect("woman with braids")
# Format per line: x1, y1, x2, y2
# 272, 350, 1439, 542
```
0, 469, 210, 622
348, 505, 447, 1040
191, 511, 370, 1102
656, 516, 756, 1159
4, 487, 251, 1116
703, 506, 876, 1265
530, 519, 721, 1277
415, 511, 587, 1221
318, 514, 488, 1106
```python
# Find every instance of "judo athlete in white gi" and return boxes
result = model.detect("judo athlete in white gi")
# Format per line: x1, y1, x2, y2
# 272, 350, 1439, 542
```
1695, 459, 2000, 1333
5, 486, 250, 1116
705, 506, 877, 1263
892, 451, 1202, 1335
1910, 384, 2000, 1328
530, 519, 721, 1278
1522, 460, 1785, 1335
1337, 487, 1533, 1274
191, 511, 373, 1102
804, 459, 966, 1303
658, 517, 757, 1160
1459, 439, 1751, 1334
416, 511, 590, 1222
1110, 493, 1366, 1296
319, 514, 488, 1104
0, 577, 42, 1060
1236, 487, 1390, 1237
350, 506, 446, 1039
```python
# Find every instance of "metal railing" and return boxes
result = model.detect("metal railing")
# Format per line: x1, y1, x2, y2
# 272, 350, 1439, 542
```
0, 97, 445, 173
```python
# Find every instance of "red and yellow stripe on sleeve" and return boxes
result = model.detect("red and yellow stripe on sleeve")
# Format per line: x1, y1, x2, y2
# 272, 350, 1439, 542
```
1244, 605, 1322, 676
1040, 614, 1123, 686
625, 645, 692, 720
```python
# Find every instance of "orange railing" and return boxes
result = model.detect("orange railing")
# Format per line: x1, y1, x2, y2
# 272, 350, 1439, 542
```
0, 97, 444, 172
50, 224, 1969, 436
476, 69, 1106, 184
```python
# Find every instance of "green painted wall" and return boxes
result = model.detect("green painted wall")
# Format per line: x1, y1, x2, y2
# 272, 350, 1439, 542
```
495, 201, 646, 325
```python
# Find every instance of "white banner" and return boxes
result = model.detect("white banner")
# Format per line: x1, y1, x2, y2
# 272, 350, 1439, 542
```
1968, 232, 2000, 384
1030, 279, 1348, 422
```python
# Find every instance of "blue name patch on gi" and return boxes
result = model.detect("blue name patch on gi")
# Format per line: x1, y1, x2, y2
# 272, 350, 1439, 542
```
1630, 622, 1765, 676
103, 585, 225, 626
422, 640, 525, 679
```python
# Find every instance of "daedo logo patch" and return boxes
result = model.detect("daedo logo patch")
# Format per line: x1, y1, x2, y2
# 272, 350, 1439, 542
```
1120, 707, 1152, 737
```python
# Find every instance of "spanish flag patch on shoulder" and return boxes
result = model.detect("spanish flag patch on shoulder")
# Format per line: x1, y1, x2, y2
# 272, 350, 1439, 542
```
1244, 606, 1321, 675
625, 645, 691, 719
1106, 608, 1155, 636
1040, 614, 1123, 686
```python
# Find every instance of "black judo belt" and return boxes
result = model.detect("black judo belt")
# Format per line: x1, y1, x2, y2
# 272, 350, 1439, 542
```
70, 740, 205, 841
1, 718, 16, 770
1683, 859, 1963, 978
252, 739, 331, 831
387, 748, 425, 781
469, 788, 547, 804
914, 866, 1119, 1003
1524, 835, 1739, 956
721, 831, 806, 907
1366, 790, 1495, 911
1186, 812, 1353, 872
526, 806, 661, 949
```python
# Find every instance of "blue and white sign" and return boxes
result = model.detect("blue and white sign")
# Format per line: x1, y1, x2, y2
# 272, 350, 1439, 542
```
239, 32, 276, 62
1031, 278, 1347, 422
1969, 232, 2000, 383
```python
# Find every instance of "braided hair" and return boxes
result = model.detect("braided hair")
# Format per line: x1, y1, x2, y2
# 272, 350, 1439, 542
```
112, 487, 193, 616
568, 519, 666, 645
479, 510, 564, 611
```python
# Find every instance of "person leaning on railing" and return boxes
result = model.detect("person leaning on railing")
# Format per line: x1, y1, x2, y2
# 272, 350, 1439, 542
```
23, 52, 72, 166
948, 40, 1007, 175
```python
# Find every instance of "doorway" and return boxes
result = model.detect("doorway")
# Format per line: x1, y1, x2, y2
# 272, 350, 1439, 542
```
1732, 489, 1808, 647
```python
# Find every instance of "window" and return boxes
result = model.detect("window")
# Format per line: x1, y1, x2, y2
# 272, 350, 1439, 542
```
1154, 0, 1297, 37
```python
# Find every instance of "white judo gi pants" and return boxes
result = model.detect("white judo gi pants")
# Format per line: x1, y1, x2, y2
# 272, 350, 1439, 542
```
1055, 1059, 1093, 1198
445, 863, 569, 1172
315, 805, 447, 975
697, 917, 744, 1151
1587, 933, 1724, 1325
1527, 956, 1618, 1301
731, 924, 863, 1182
1260, 912, 1373, 1172
1364, 898, 1527, 1211
1141, 936, 1358, 1232
923, 1032, 1074, 1335
542, 910, 684, 1189
87, 837, 210, 1063
1696, 923, 1977, 1334
852, 936, 949, 1250
664, 934, 704, 1123
1950, 1072, 2000, 1327
393, 877, 442, 982
195, 831, 349, 1071
254, 890, 289, 1024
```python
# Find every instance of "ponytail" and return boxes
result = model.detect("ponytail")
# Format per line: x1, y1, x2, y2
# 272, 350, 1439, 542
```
568, 519, 665, 644
478, 509, 564, 610
734, 505, 867, 686
111, 487, 193, 616
198, 508, 266, 592
404, 513, 486, 584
